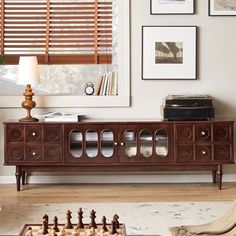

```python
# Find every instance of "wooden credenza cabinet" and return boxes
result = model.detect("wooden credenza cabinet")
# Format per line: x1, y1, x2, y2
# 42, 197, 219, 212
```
3, 120, 234, 191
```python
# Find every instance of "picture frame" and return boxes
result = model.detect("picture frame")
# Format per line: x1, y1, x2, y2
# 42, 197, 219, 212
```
142, 26, 197, 80
209, 0, 236, 16
150, 0, 195, 15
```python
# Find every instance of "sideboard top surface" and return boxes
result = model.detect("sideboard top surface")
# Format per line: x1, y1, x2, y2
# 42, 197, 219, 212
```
3, 119, 234, 125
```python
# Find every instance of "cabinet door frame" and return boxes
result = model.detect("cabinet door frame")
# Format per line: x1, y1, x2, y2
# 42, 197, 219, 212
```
64, 124, 119, 164
118, 123, 174, 163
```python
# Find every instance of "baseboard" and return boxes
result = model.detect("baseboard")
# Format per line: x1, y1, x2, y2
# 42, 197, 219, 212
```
1, 174, 236, 184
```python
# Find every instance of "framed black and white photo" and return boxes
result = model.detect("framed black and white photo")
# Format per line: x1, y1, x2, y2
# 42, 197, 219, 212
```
150, 0, 195, 15
209, 0, 236, 16
142, 26, 197, 80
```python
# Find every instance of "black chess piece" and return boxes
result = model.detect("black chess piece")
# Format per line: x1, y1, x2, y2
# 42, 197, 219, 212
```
65, 210, 73, 229
102, 216, 108, 232
110, 220, 117, 235
89, 209, 97, 229
113, 214, 120, 229
43, 214, 49, 223
42, 219, 49, 235
77, 208, 84, 229
53, 216, 60, 232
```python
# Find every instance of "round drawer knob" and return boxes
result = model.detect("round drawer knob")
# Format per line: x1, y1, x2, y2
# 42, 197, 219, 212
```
201, 131, 206, 136
32, 152, 36, 156
120, 142, 124, 146
114, 142, 118, 146
201, 150, 206, 155
32, 132, 36, 136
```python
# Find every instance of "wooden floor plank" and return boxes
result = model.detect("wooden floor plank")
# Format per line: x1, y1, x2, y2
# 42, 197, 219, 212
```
1, 183, 236, 204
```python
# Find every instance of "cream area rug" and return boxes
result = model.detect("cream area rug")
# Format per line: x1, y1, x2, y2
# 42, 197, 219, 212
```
0, 202, 232, 236
170, 200, 236, 236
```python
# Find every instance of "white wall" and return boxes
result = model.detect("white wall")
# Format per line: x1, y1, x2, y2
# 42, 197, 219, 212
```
1, 0, 236, 177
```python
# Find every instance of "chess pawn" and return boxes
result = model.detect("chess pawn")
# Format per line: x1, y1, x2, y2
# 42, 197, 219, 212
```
110, 220, 117, 235
99, 230, 107, 236
25, 227, 33, 236
43, 219, 49, 234
72, 226, 80, 236
86, 229, 94, 236
102, 216, 108, 232
50, 229, 56, 236
58, 226, 66, 236
91, 227, 96, 236
53, 216, 60, 232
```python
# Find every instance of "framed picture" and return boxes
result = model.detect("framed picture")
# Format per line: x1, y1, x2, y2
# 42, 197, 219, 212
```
142, 26, 197, 80
209, 0, 236, 16
150, 0, 195, 15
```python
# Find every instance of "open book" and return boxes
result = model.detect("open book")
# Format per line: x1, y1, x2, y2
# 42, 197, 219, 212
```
36, 112, 82, 122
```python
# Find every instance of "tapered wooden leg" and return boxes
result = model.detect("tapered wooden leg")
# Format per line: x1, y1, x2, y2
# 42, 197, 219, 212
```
16, 166, 22, 191
22, 171, 26, 185
217, 164, 223, 190
212, 170, 217, 183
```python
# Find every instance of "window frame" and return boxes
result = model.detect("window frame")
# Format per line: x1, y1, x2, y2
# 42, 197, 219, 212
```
0, 0, 130, 108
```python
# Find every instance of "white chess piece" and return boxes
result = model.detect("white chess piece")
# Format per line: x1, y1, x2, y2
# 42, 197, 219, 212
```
50, 229, 56, 236
86, 229, 94, 236
58, 226, 66, 236
25, 228, 33, 236
72, 226, 79, 236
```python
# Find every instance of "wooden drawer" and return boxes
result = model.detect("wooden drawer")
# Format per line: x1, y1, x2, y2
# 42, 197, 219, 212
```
25, 145, 42, 162
25, 126, 42, 143
176, 144, 194, 163
44, 144, 62, 163
7, 126, 24, 142
6, 144, 24, 163
44, 125, 62, 143
176, 125, 194, 142
195, 144, 212, 162
195, 124, 211, 142
213, 144, 231, 162
213, 124, 231, 142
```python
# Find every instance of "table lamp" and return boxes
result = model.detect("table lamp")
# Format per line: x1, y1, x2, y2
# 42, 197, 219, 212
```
17, 56, 40, 122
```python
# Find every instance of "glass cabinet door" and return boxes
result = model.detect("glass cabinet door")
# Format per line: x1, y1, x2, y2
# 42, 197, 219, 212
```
155, 130, 168, 158
66, 125, 117, 163
120, 125, 172, 163
85, 130, 98, 158
70, 130, 83, 158
101, 130, 114, 158
124, 130, 137, 158
140, 130, 153, 158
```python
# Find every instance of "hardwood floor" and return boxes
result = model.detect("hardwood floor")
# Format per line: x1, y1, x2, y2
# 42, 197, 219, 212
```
1, 183, 236, 204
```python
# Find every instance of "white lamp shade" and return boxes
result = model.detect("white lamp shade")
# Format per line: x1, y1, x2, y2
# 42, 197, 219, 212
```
17, 56, 40, 86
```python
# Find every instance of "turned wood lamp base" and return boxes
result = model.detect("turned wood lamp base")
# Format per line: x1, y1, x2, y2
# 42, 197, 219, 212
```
19, 84, 39, 122
19, 117, 39, 122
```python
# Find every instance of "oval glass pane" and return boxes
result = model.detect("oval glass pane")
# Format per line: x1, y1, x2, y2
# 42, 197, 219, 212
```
155, 130, 168, 157
101, 130, 114, 158
124, 130, 137, 157
140, 130, 153, 157
86, 130, 98, 158
70, 130, 83, 158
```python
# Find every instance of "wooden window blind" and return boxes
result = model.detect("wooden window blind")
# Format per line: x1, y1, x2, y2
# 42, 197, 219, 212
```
0, 0, 113, 64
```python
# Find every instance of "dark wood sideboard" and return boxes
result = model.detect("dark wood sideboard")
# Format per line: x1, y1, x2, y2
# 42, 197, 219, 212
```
3, 119, 234, 191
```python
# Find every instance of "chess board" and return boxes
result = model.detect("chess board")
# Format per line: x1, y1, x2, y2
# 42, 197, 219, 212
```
19, 223, 127, 236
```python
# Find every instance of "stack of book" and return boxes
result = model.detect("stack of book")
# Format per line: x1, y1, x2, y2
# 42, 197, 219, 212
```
96, 71, 118, 96
36, 112, 81, 122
